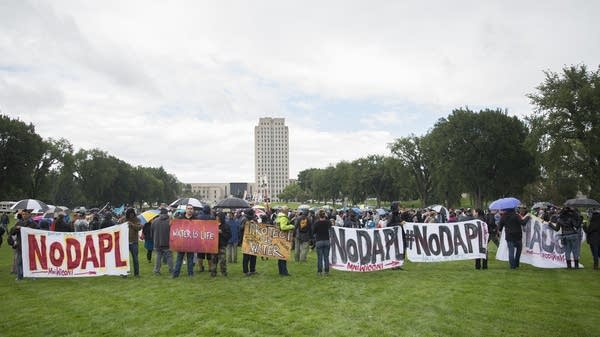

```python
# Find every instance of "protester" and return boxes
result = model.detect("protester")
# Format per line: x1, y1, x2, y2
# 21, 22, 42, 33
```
293, 209, 312, 262
546, 207, 583, 269
471, 208, 489, 270
240, 208, 259, 276
53, 213, 72, 232
387, 202, 406, 270
9, 209, 38, 280
312, 209, 332, 276
73, 211, 90, 232
226, 211, 242, 264
210, 212, 231, 277
585, 210, 600, 270
124, 208, 143, 277
100, 212, 116, 229
196, 205, 214, 273
0, 212, 8, 246
498, 208, 530, 269
89, 213, 101, 231
151, 207, 173, 275
172, 204, 197, 278
276, 206, 294, 276
142, 215, 155, 264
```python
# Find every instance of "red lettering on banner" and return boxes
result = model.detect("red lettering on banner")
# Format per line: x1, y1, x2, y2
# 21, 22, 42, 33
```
66, 238, 81, 270
81, 235, 100, 268
98, 233, 113, 267
25, 229, 129, 273
28, 234, 47, 270
49, 242, 64, 267
114, 231, 128, 267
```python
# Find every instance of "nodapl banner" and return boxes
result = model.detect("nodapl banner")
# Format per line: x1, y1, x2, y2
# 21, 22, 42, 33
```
405, 221, 489, 262
21, 224, 130, 278
329, 226, 404, 272
496, 215, 585, 268
241, 220, 293, 260
169, 219, 219, 254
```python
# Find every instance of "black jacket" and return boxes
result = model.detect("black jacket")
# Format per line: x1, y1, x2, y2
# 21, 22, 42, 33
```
585, 212, 600, 246
498, 210, 529, 241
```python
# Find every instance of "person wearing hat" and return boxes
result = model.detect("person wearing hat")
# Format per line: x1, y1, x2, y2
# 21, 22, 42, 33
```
151, 206, 173, 275
10, 209, 38, 280
276, 206, 294, 276
240, 208, 258, 276
72, 211, 89, 232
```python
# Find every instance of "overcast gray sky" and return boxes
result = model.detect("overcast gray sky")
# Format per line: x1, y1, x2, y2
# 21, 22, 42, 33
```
1, 1, 599, 183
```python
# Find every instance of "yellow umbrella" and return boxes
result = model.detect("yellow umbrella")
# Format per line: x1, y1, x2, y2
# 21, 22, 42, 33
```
138, 209, 160, 224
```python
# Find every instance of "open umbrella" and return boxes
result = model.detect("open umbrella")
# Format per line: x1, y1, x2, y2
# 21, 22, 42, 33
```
138, 209, 160, 224
489, 197, 521, 210
11, 199, 49, 212
564, 198, 600, 208
532, 201, 555, 209
298, 204, 310, 210
214, 197, 250, 209
169, 197, 203, 209
428, 205, 449, 218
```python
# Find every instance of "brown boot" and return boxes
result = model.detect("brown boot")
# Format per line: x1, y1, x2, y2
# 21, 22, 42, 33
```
574, 259, 579, 269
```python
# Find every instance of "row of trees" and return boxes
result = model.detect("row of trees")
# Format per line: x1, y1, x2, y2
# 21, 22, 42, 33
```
0, 115, 180, 207
280, 64, 600, 209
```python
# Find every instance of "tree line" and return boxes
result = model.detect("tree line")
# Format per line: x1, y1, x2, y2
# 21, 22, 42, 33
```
280, 64, 600, 209
0, 117, 180, 207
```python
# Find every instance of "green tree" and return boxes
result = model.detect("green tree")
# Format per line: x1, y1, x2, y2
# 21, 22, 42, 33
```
389, 135, 434, 207
428, 108, 537, 207
527, 64, 600, 200
0, 115, 44, 199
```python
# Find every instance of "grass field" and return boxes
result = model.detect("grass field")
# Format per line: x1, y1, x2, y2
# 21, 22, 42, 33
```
1, 233, 600, 337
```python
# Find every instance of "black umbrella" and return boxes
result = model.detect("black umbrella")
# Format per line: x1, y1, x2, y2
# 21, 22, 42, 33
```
11, 199, 49, 212
214, 197, 250, 209
564, 198, 600, 208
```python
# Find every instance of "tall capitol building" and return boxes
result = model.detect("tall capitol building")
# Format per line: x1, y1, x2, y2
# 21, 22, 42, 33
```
255, 117, 289, 202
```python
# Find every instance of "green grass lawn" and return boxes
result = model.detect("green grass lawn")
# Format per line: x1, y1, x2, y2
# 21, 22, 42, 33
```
1, 237, 599, 337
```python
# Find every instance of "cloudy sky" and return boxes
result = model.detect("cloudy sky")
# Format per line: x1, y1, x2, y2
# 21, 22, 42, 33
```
1, 1, 599, 183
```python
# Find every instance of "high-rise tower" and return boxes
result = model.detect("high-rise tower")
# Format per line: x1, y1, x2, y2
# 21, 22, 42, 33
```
255, 117, 289, 202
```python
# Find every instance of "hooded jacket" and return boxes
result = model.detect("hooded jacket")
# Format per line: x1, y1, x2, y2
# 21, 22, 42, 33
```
151, 213, 171, 250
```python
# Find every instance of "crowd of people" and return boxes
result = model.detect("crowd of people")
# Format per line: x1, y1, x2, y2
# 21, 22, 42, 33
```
3, 200, 600, 280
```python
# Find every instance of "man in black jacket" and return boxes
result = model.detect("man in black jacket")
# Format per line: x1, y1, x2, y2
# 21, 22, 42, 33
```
498, 208, 530, 269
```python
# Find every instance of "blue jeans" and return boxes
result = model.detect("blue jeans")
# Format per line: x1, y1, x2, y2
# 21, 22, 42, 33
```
129, 242, 139, 276
154, 248, 173, 274
16, 250, 23, 279
562, 234, 580, 260
316, 240, 330, 273
173, 252, 195, 277
507, 240, 522, 269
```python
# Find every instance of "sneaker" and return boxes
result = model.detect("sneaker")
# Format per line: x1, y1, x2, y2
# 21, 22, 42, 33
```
154, 271, 161, 276
317, 272, 322, 276
221, 272, 228, 277
245, 272, 252, 277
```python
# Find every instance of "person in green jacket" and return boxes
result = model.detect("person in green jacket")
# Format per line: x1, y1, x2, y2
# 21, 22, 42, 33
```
276, 206, 294, 276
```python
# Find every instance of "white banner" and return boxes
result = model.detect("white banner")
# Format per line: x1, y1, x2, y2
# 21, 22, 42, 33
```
329, 226, 404, 272
21, 224, 130, 278
405, 221, 489, 262
496, 215, 585, 268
